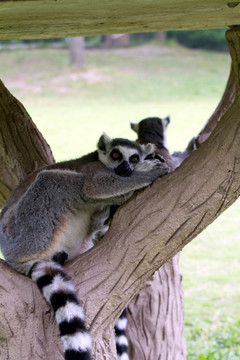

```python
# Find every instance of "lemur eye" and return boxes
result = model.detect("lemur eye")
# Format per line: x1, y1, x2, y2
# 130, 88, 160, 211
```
110, 149, 123, 161
130, 154, 140, 164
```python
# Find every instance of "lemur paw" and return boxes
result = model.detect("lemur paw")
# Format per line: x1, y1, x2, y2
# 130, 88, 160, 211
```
92, 225, 110, 244
187, 136, 199, 152
52, 251, 68, 265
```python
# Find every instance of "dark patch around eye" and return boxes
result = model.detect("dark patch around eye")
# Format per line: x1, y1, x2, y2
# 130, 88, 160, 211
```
110, 149, 123, 161
145, 153, 155, 160
130, 154, 140, 163
155, 154, 166, 163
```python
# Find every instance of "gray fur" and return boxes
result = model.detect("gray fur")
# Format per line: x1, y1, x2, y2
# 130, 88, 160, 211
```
131, 116, 198, 170
171, 136, 198, 168
0, 133, 168, 274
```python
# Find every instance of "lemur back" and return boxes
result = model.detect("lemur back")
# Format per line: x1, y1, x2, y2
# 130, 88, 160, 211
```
131, 116, 176, 171
0, 133, 168, 360
131, 116, 198, 171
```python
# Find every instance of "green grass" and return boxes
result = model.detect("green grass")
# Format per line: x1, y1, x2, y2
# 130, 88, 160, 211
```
182, 198, 240, 359
0, 45, 230, 158
1, 42, 240, 359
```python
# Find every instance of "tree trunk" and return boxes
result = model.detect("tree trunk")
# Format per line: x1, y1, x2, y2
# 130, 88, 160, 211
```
70, 36, 85, 66
127, 254, 186, 360
0, 78, 54, 206
1, 27, 240, 360
156, 32, 167, 42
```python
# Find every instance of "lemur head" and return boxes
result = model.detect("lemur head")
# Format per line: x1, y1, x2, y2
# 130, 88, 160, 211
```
131, 116, 170, 149
97, 133, 157, 177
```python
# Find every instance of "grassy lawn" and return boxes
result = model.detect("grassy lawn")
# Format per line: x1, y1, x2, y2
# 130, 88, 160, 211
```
1, 41, 240, 359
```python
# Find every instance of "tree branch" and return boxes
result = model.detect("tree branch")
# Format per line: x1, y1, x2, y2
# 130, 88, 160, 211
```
0, 79, 54, 205
198, 65, 236, 144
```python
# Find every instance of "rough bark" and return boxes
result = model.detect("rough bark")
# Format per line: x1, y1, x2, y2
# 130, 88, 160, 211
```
127, 254, 185, 360
1, 27, 240, 360
0, 78, 54, 206
127, 150, 186, 357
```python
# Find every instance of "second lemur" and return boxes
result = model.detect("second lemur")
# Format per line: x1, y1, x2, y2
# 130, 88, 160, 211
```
131, 116, 198, 171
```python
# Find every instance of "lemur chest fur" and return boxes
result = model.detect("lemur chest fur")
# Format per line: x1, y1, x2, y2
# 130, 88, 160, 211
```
48, 205, 105, 261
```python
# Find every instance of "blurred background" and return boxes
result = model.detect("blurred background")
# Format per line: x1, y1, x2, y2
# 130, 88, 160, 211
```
1, 29, 239, 359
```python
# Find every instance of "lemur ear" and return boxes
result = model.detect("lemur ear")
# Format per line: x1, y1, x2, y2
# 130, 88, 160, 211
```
97, 133, 112, 153
130, 122, 139, 133
161, 116, 170, 129
141, 143, 156, 156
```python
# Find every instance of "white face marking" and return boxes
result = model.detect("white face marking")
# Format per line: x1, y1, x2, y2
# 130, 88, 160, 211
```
99, 145, 142, 170
115, 146, 140, 165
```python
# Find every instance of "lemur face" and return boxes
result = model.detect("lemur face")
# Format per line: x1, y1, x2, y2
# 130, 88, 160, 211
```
97, 133, 156, 177
109, 145, 141, 176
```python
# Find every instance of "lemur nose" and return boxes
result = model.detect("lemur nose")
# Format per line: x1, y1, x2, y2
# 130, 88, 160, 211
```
115, 161, 133, 177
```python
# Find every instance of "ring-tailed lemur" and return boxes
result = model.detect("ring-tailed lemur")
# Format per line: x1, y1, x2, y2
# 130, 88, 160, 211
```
131, 116, 198, 171
0, 133, 169, 360
114, 116, 198, 360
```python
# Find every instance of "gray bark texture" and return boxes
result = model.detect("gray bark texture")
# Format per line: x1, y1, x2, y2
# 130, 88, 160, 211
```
127, 254, 185, 360
0, 27, 240, 360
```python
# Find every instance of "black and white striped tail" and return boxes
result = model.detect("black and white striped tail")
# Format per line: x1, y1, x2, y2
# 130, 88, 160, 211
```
30, 254, 92, 360
115, 308, 129, 360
